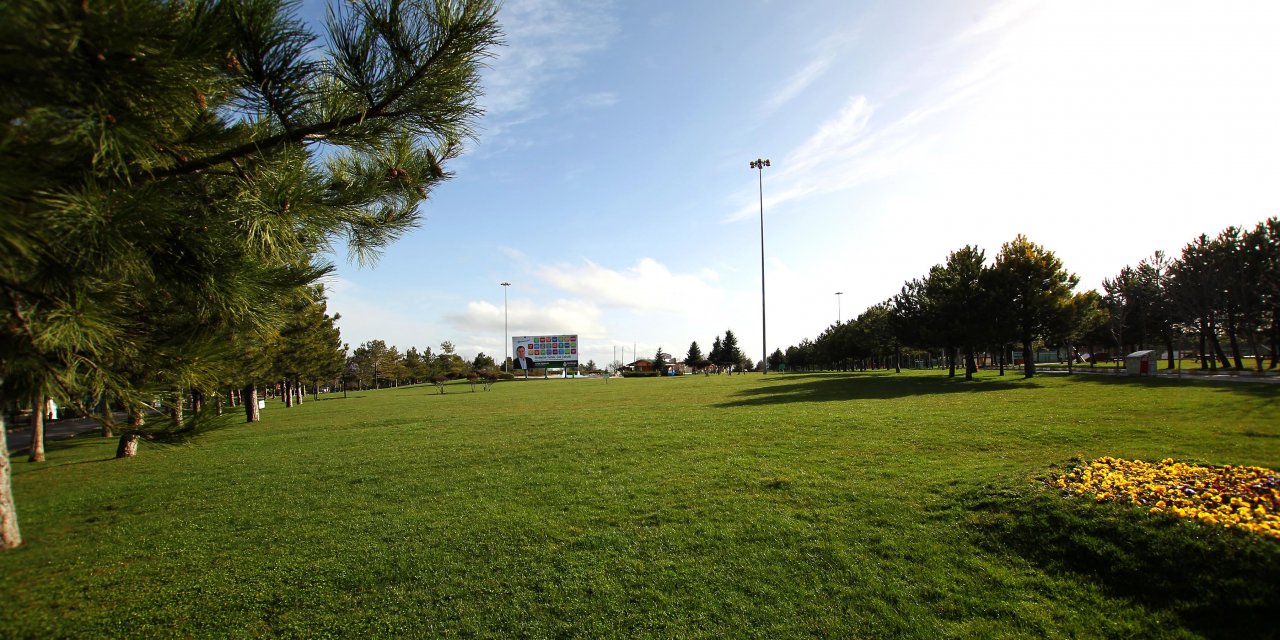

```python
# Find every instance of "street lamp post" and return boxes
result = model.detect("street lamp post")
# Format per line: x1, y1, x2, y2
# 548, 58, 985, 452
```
500, 282, 510, 372
750, 158, 770, 374
836, 291, 843, 324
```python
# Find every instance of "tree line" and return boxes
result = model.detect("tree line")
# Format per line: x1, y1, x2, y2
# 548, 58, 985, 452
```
0, 0, 501, 549
775, 220, 1279, 378
344, 339, 503, 390
681, 329, 756, 373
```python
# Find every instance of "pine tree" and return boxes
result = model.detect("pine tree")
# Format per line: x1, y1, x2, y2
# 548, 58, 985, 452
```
719, 330, 744, 370
922, 246, 987, 379
684, 341, 704, 369
990, 236, 1079, 378
0, 0, 501, 549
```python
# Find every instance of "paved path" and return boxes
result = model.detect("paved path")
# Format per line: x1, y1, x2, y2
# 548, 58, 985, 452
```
5, 416, 113, 454
1042, 367, 1280, 384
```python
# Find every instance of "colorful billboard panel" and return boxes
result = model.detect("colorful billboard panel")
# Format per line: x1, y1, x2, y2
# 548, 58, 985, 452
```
512, 335, 578, 369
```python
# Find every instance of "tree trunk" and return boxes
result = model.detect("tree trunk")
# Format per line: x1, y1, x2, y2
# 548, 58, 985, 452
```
998, 346, 1006, 376
1199, 324, 1210, 370
1245, 332, 1264, 372
1066, 341, 1074, 374
1211, 332, 1231, 369
894, 346, 901, 374
947, 346, 957, 378
0, 410, 22, 549
1267, 306, 1279, 369
169, 390, 182, 428
1022, 338, 1035, 378
243, 385, 260, 423
100, 396, 114, 438
1225, 314, 1244, 369
1269, 309, 1279, 368
283, 380, 293, 408
28, 395, 45, 463
1165, 336, 1175, 370
295, 378, 303, 405
964, 349, 975, 381
116, 408, 144, 459
191, 389, 204, 415
115, 433, 139, 459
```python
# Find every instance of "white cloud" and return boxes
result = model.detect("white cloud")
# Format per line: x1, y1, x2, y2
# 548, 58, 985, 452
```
725, 95, 893, 222
445, 298, 607, 340
954, 0, 1038, 41
480, 0, 618, 121
569, 91, 619, 110
497, 245, 527, 262
537, 257, 725, 314
758, 55, 834, 117
784, 95, 876, 174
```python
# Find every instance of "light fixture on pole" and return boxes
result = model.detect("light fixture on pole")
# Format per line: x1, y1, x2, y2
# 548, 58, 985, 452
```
750, 158, 770, 374
835, 291, 843, 324
500, 282, 511, 372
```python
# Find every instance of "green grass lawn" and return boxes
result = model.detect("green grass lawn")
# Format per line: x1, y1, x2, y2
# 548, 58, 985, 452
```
3, 371, 1278, 638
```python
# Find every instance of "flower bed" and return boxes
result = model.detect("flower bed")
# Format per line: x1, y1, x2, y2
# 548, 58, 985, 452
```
1053, 457, 1280, 539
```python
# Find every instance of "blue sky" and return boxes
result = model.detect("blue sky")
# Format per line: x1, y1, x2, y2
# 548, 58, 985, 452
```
310, 0, 1280, 368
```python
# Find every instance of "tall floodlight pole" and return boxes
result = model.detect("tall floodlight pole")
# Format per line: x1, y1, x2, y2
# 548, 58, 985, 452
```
836, 291, 844, 324
750, 158, 771, 374
500, 282, 511, 372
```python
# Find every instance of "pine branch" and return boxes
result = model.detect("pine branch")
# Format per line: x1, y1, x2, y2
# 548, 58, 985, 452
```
132, 19, 467, 183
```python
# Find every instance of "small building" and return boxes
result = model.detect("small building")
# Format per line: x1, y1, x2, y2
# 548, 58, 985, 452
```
1125, 350, 1157, 376
626, 359, 657, 372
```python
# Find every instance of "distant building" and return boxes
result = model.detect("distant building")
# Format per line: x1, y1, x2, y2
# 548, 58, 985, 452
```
626, 359, 657, 372
625, 355, 690, 375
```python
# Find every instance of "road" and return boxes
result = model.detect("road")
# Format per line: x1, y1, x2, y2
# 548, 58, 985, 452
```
5, 416, 111, 454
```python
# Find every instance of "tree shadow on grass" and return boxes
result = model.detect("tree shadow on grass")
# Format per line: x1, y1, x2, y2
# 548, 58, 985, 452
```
715, 372, 1041, 408
10, 432, 121, 470
959, 484, 1280, 639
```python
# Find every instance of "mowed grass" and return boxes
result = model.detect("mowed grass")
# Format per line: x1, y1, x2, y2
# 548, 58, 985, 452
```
2, 371, 1278, 638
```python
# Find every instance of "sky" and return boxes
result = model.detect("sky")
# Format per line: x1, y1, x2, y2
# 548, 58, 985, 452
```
305, 0, 1280, 369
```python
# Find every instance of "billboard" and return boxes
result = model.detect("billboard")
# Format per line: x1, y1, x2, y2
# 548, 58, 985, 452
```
512, 334, 578, 370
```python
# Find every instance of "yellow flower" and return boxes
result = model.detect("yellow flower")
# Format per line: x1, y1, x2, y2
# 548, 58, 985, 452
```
1053, 457, 1280, 540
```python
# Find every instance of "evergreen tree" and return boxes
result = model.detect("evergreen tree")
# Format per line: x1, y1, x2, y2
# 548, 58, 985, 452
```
768, 348, 785, 371
403, 348, 424, 384
472, 352, 496, 370
922, 246, 987, 379
684, 341, 704, 370
0, 0, 501, 549
1056, 290, 1107, 374
892, 279, 933, 362
275, 286, 344, 405
435, 342, 467, 378
352, 340, 391, 389
719, 330, 744, 370
653, 346, 667, 372
990, 235, 1079, 378
1171, 235, 1233, 370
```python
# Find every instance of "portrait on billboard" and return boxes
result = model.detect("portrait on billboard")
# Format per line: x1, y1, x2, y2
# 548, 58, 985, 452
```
513, 345, 536, 370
